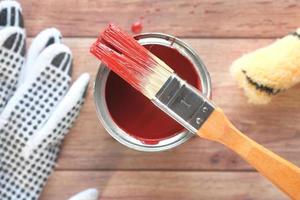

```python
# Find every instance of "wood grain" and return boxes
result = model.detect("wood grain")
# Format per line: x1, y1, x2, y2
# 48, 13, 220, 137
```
21, 0, 300, 38
40, 171, 286, 200
198, 108, 300, 198
9, 1, 300, 199
52, 38, 300, 170
29, 32, 300, 199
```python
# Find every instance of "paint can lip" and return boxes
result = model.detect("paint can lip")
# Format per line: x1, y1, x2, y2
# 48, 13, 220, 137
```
93, 32, 212, 152
134, 32, 212, 97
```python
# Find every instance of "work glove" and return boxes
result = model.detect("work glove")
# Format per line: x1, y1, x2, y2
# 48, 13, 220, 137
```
0, 1, 90, 199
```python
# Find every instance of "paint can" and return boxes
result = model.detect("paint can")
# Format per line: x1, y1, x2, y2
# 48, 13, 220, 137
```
94, 33, 211, 152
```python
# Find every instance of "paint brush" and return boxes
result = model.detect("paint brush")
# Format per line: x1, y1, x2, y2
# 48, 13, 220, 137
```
90, 24, 300, 199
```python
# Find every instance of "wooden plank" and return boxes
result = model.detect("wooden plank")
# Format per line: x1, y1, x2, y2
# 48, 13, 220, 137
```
40, 171, 286, 200
21, 0, 300, 38
52, 38, 300, 170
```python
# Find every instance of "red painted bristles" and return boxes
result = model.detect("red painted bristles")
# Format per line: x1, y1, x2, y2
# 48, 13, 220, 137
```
90, 24, 173, 99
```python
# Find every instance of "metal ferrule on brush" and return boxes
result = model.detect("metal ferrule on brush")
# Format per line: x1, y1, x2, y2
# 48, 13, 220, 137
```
153, 74, 215, 133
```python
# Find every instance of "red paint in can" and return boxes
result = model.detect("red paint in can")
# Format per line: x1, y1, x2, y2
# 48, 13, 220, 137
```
105, 44, 201, 144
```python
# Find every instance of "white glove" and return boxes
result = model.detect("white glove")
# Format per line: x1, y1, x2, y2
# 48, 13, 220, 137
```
68, 189, 99, 200
0, 1, 90, 200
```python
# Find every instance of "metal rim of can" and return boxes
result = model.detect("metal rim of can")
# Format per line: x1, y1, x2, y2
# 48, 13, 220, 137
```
93, 32, 212, 152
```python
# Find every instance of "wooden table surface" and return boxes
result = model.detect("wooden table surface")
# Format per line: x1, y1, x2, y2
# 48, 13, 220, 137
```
19, 0, 300, 199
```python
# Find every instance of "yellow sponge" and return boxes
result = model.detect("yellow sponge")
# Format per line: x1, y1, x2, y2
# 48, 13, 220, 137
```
230, 29, 300, 104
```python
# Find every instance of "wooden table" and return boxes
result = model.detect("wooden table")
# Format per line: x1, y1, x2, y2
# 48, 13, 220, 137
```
21, 0, 300, 199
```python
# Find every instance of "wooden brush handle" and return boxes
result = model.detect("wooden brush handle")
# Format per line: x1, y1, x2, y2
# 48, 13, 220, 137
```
198, 107, 300, 199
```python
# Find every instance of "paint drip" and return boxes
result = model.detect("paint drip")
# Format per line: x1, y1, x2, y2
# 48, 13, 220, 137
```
131, 21, 143, 34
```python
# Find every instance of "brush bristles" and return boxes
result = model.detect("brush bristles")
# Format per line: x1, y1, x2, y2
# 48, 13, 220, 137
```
90, 24, 174, 99
143, 54, 173, 98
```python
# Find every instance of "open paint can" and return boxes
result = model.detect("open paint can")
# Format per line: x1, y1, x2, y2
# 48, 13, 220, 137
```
94, 33, 211, 152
